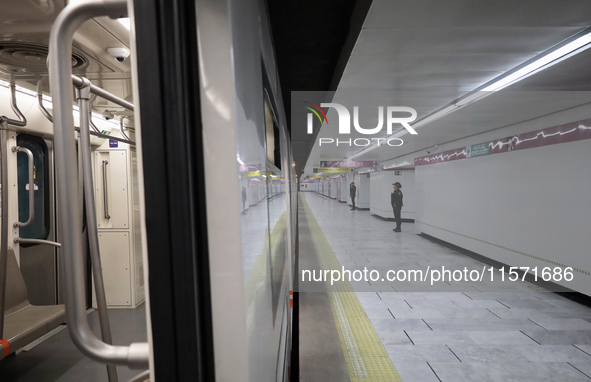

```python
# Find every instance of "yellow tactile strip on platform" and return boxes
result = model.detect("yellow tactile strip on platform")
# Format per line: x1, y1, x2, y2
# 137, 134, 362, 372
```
302, 198, 402, 382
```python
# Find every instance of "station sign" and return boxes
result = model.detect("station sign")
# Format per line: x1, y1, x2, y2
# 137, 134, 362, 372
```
244, 170, 272, 177
239, 164, 259, 172
320, 160, 379, 168
308, 175, 327, 178
466, 142, 490, 158
313, 167, 351, 174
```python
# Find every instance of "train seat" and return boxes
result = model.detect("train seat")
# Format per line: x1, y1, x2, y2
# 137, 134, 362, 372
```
0, 248, 65, 360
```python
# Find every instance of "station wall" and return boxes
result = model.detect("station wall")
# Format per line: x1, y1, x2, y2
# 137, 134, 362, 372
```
329, 177, 337, 199
340, 175, 349, 202
354, 173, 370, 209
415, 126, 591, 296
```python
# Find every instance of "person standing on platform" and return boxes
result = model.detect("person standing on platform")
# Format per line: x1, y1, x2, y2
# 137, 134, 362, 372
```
391, 182, 403, 232
350, 182, 356, 210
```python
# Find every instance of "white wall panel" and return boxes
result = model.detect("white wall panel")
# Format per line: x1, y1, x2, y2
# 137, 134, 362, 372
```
98, 231, 131, 306
416, 139, 591, 295
354, 174, 371, 209
340, 176, 349, 202
329, 177, 337, 199
95, 150, 129, 229
370, 170, 415, 220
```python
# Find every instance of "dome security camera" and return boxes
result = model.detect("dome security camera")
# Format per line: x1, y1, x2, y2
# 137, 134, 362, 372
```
107, 47, 131, 62
426, 144, 440, 154
102, 109, 115, 120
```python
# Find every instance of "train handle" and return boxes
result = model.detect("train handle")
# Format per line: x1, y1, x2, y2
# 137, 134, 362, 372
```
102, 160, 110, 219
48, 0, 148, 369
12, 146, 35, 228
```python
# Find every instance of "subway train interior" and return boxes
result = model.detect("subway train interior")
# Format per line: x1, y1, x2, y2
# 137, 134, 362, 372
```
0, 0, 590, 381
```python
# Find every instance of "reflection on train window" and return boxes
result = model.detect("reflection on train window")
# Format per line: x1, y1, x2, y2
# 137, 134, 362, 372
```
264, 95, 281, 169
16, 134, 49, 240
263, 89, 287, 323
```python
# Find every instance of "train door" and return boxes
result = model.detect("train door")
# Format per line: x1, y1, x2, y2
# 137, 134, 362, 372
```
15, 133, 59, 305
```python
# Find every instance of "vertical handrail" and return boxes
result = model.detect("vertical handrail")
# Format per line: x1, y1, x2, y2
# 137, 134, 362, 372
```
119, 118, 131, 142
77, 83, 118, 382
89, 94, 101, 133
0, 72, 28, 341
102, 160, 110, 219
12, 146, 35, 228
48, 0, 148, 368
0, 122, 9, 341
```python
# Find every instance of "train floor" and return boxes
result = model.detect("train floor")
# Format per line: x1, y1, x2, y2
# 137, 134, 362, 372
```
298, 191, 591, 382
0, 304, 148, 382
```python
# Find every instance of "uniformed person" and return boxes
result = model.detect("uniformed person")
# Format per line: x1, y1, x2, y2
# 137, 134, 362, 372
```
350, 182, 356, 210
391, 182, 403, 232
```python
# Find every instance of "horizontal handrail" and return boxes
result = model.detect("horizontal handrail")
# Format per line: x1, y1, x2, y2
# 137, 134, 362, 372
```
12, 146, 35, 228
14, 238, 61, 247
72, 75, 134, 111
38, 78, 136, 146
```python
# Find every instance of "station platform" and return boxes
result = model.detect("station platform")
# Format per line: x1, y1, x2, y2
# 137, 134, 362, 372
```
298, 192, 591, 382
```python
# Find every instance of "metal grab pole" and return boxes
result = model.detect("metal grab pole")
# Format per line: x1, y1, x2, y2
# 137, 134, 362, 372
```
11, 146, 35, 228
14, 238, 61, 247
8, 74, 27, 128
0, 121, 9, 341
71, 75, 134, 111
77, 83, 118, 382
102, 161, 110, 219
125, 370, 150, 382
37, 78, 54, 123
38, 77, 136, 146
48, 0, 148, 368
119, 118, 131, 142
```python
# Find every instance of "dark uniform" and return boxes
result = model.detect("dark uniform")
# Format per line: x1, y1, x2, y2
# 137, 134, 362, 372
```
391, 185, 403, 231
350, 184, 356, 210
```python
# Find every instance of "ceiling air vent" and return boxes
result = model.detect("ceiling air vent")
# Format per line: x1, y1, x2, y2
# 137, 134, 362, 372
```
0, 42, 87, 73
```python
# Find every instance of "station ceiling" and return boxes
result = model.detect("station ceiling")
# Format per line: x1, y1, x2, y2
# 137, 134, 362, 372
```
286, 0, 591, 175
266, 0, 370, 177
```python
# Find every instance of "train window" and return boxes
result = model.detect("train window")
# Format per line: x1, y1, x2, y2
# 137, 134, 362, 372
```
16, 134, 50, 240
264, 92, 281, 169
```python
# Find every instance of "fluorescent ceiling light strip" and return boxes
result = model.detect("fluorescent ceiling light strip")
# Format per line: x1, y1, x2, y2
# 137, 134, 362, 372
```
483, 32, 591, 92
456, 31, 591, 106
346, 30, 591, 160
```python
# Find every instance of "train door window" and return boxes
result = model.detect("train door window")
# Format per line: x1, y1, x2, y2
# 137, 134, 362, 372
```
16, 134, 49, 239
